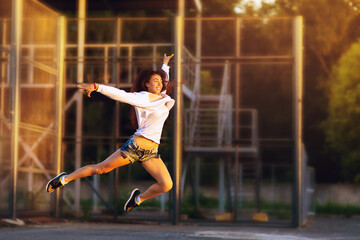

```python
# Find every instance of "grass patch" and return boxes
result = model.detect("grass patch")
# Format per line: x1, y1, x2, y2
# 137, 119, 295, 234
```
315, 202, 360, 217
181, 193, 219, 219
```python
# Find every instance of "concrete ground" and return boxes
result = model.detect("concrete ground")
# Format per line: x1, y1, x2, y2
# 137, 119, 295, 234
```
0, 216, 359, 240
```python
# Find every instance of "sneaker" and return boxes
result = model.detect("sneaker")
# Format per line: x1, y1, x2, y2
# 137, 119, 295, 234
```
46, 172, 67, 193
124, 188, 141, 212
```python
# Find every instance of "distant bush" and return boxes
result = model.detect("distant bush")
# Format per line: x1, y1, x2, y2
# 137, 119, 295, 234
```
316, 202, 360, 217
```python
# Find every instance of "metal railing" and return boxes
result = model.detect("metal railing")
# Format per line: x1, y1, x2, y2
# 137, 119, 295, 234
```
184, 108, 258, 149
183, 58, 259, 152
182, 46, 199, 94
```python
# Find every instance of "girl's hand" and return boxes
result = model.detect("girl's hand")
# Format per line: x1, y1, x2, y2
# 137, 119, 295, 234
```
163, 53, 174, 66
77, 83, 98, 97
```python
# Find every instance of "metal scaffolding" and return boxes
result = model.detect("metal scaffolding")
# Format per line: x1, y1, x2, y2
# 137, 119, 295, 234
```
1, 0, 309, 227
1, 0, 65, 219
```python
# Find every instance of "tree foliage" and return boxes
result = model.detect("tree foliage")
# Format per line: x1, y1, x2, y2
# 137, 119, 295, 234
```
274, 0, 358, 74
268, 0, 360, 182
325, 40, 360, 182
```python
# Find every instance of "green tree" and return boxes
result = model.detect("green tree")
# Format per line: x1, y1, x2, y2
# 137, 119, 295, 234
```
271, 0, 360, 182
325, 40, 360, 182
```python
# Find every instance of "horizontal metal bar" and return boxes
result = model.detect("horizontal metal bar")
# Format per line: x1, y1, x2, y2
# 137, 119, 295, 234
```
65, 16, 292, 21
185, 16, 292, 21
184, 146, 258, 153
66, 56, 171, 60
182, 61, 292, 66
21, 44, 56, 48
66, 43, 173, 48
67, 17, 170, 21
63, 135, 171, 140
185, 137, 292, 143
0, 83, 133, 89
185, 136, 256, 141
200, 55, 292, 60
185, 108, 257, 112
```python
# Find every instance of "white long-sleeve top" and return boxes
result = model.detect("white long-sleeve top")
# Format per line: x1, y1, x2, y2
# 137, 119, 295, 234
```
96, 64, 174, 144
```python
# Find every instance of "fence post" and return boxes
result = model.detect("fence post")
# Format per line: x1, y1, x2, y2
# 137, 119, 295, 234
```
292, 15, 304, 227
172, 0, 184, 225
9, 0, 23, 221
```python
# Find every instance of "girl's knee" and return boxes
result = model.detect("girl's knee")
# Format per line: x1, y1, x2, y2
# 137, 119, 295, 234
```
91, 164, 110, 175
161, 179, 173, 193
90, 167, 101, 175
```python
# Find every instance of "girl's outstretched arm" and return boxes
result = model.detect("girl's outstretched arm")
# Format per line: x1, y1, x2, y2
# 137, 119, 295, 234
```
77, 83, 147, 106
161, 53, 174, 89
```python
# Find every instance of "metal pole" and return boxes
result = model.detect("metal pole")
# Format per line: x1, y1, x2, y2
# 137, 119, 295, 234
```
104, 46, 108, 83
73, 0, 86, 215
195, 12, 201, 69
28, 20, 34, 84
74, 0, 86, 215
219, 158, 225, 211
194, 157, 200, 209
0, 19, 8, 170
178, 0, 185, 17
9, 0, 23, 220
54, 16, 66, 217
172, 0, 184, 225
292, 16, 304, 227
92, 174, 99, 213
233, 16, 241, 222
116, 17, 122, 86
113, 17, 122, 220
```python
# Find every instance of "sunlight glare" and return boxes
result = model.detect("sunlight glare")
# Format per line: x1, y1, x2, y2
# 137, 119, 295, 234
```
234, 0, 276, 14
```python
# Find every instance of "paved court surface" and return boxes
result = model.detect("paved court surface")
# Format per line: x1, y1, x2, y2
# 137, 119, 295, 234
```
0, 217, 359, 240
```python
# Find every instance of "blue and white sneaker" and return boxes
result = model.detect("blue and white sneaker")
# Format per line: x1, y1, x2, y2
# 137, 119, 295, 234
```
46, 172, 67, 193
124, 188, 141, 212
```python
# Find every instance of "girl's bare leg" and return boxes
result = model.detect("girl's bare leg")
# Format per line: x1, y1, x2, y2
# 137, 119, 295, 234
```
139, 157, 173, 202
64, 149, 130, 183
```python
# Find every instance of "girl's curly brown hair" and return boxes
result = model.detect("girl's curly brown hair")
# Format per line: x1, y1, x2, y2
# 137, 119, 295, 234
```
130, 69, 173, 129
131, 69, 167, 93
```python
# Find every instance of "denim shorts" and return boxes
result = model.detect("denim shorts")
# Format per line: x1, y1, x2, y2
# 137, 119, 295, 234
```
120, 135, 160, 164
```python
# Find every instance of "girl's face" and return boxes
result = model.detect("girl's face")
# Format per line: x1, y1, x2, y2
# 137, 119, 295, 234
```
146, 74, 163, 95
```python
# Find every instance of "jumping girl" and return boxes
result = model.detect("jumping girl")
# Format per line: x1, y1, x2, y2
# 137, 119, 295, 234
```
46, 53, 175, 212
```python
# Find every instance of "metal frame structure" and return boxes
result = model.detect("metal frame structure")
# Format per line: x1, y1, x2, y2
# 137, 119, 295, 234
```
181, 16, 305, 226
1, 0, 308, 227
2, 0, 66, 220
293, 16, 304, 226
9, 0, 22, 220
